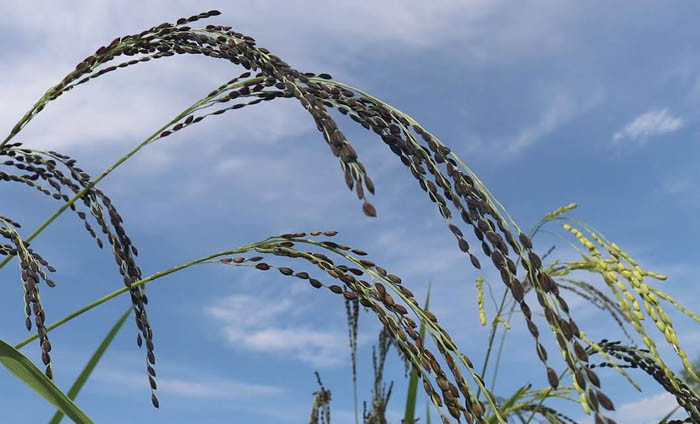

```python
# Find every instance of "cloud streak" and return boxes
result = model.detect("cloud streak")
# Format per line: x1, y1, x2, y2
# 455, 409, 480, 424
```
95, 369, 285, 399
206, 294, 351, 367
612, 108, 684, 145
578, 392, 681, 423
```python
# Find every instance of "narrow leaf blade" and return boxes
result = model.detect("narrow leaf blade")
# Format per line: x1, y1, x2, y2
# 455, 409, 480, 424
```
49, 307, 133, 424
0, 339, 94, 424
403, 281, 432, 424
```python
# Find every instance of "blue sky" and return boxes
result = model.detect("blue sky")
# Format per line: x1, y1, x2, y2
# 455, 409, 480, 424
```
1, 1, 699, 423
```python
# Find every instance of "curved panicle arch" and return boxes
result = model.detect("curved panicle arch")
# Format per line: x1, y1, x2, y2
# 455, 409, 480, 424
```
2, 10, 698, 424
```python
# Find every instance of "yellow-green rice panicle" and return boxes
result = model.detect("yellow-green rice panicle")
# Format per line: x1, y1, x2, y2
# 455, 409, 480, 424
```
544, 202, 578, 220
476, 277, 487, 326
567, 221, 694, 387
651, 287, 700, 324
603, 265, 679, 390
493, 316, 510, 330
584, 224, 698, 382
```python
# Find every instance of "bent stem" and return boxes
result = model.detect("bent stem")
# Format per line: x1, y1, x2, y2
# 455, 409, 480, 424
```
475, 290, 509, 402
478, 207, 571, 403
48, 306, 132, 424
476, 222, 544, 402
0, 76, 266, 272
14, 240, 267, 350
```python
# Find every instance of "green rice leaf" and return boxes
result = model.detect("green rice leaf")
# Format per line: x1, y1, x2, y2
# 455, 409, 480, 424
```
0, 339, 94, 424
49, 307, 133, 424
487, 383, 531, 423
426, 399, 432, 424
403, 281, 432, 424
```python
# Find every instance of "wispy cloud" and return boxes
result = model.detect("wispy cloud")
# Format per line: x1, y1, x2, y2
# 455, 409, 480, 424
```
500, 85, 603, 158
507, 89, 575, 155
578, 392, 681, 423
373, 228, 466, 275
662, 176, 691, 195
94, 369, 284, 399
206, 294, 352, 367
611, 108, 684, 145
0, 0, 493, 153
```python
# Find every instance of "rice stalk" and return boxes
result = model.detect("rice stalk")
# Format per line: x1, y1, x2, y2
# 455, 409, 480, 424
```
1, 10, 697, 424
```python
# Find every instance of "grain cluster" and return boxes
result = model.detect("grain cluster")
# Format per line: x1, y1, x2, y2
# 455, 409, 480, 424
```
1, 10, 697, 424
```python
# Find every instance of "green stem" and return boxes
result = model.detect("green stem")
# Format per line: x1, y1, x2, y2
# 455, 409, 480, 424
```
14, 240, 267, 350
0, 90, 54, 148
477, 221, 549, 401
659, 405, 680, 423
523, 368, 569, 424
475, 290, 509, 401
489, 298, 518, 393
0, 77, 266, 272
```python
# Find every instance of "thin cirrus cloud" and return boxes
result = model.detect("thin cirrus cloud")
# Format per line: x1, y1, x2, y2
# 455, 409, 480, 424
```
494, 84, 604, 160
3, 2, 700, 423
578, 392, 681, 423
0, 0, 490, 154
506, 88, 578, 156
0, 0, 587, 159
206, 294, 357, 367
611, 108, 684, 145
94, 369, 285, 400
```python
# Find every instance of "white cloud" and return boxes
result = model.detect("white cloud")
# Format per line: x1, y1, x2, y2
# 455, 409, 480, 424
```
95, 369, 284, 399
373, 227, 469, 275
578, 392, 682, 423
207, 295, 302, 328
662, 176, 690, 195
612, 108, 684, 145
507, 89, 576, 155
206, 294, 352, 367
498, 85, 603, 158
0, 0, 586, 157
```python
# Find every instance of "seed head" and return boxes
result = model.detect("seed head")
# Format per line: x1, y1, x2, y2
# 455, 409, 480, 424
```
519, 232, 533, 249
387, 274, 401, 284
278, 267, 293, 275
469, 254, 481, 270
586, 367, 601, 387
596, 391, 615, 411
546, 367, 559, 388
362, 201, 377, 217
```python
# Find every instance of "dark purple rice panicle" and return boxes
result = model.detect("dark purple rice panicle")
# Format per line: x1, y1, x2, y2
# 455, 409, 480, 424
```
3, 10, 682, 421
588, 340, 700, 422
0, 144, 158, 403
2, 11, 381, 222
296, 73, 615, 415
2, 144, 107, 250
219, 233, 504, 423
361, 326, 396, 424
556, 279, 636, 344
0, 218, 56, 378
345, 296, 360, 397
517, 404, 580, 424
309, 371, 332, 424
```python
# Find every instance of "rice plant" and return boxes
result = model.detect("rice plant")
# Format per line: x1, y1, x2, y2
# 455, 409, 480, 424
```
1, 11, 698, 424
